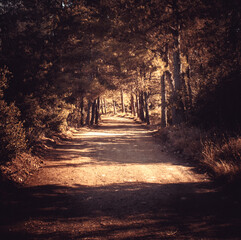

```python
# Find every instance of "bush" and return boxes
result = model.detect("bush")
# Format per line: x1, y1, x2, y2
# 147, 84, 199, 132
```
157, 124, 202, 160
0, 152, 41, 184
157, 123, 241, 183
202, 137, 241, 182
0, 67, 27, 162
23, 93, 73, 144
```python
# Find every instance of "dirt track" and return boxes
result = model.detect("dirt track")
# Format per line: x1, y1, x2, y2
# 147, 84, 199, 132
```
1, 116, 241, 239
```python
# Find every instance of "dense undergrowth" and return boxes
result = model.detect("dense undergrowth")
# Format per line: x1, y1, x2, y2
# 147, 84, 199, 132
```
0, 68, 100, 186
156, 125, 241, 184
0, 68, 72, 186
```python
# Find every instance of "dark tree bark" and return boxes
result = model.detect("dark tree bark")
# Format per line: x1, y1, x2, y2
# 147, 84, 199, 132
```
130, 93, 133, 115
172, 0, 181, 91
181, 72, 189, 112
171, 0, 185, 124
113, 100, 116, 115
165, 71, 176, 125
161, 73, 167, 127
144, 91, 150, 125
80, 96, 84, 126
139, 91, 145, 122
76, 97, 81, 128
121, 89, 125, 113
100, 98, 104, 114
185, 59, 193, 108
90, 99, 96, 125
166, 71, 174, 92
86, 100, 91, 125
95, 97, 100, 124
130, 91, 136, 116
133, 96, 136, 116
136, 92, 139, 117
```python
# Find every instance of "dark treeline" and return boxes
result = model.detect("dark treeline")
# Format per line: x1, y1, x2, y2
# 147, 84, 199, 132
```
0, 0, 240, 180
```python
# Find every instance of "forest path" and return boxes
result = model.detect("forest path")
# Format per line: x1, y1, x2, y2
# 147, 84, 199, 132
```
1, 116, 241, 239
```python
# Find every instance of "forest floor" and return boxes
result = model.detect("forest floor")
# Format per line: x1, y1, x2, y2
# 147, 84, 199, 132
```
1, 116, 241, 239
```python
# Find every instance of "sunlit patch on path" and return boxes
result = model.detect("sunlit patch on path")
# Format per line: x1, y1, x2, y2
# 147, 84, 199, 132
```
35, 116, 207, 187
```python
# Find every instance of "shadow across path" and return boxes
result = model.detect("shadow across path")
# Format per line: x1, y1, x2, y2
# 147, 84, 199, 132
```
1, 117, 241, 239
1, 181, 241, 239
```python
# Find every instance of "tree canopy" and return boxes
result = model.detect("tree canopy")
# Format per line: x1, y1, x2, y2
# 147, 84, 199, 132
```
0, 0, 240, 161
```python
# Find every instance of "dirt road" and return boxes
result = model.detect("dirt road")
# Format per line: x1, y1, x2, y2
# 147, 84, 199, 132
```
1, 117, 241, 239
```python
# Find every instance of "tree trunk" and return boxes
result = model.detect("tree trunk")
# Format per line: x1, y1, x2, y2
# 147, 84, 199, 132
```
90, 99, 96, 125
139, 91, 145, 122
130, 92, 133, 115
144, 91, 150, 125
172, 0, 181, 91
80, 96, 84, 126
133, 96, 136, 116
113, 100, 116, 115
100, 98, 104, 114
185, 60, 193, 108
172, 48, 184, 124
181, 72, 189, 110
166, 71, 174, 92
163, 43, 177, 126
121, 89, 125, 113
161, 73, 167, 127
76, 97, 81, 128
95, 97, 100, 124
86, 100, 91, 125
173, 50, 181, 89
104, 98, 107, 114
136, 92, 139, 117
166, 71, 176, 125
131, 91, 136, 116
172, 0, 184, 125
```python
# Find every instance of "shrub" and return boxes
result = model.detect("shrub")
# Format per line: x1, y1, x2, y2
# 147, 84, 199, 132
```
157, 123, 241, 183
202, 137, 241, 182
23, 93, 73, 144
0, 67, 27, 162
0, 152, 41, 184
0, 67, 9, 99
157, 124, 202, 160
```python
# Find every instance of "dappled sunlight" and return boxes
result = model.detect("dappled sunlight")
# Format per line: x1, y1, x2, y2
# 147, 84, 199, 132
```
74, 129, 151, 137
76, 132, 126, 136
37, 117, 208, 188
2, 117, 228, 240
42, 161, 203, 187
